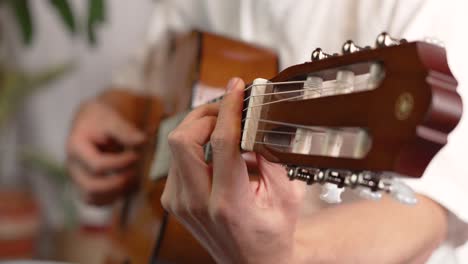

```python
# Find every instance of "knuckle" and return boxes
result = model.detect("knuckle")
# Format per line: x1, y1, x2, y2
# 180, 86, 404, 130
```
160, 193, 171, 211
210, 133, 234, 153
209, 199, 234, 225
186, 201, 209, 220
162, 194, 188, 218
171, 201, 189, 218
168, 130, 190, 149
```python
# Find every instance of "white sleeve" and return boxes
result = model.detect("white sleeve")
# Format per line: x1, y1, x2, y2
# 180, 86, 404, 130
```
397, 0, 468, 247
111, 0, 198, 91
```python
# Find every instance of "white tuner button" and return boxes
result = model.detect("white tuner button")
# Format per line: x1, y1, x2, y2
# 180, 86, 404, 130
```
320, 183, 344, 204
389, 180, 418, 205
355, 187, 382, 201
311, 48, 333, 61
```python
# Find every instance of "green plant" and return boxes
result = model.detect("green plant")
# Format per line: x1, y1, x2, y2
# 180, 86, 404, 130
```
0, 63, 74, 128
0, 0, 108, 127
0, 0, 107, 227
4, 0, 106, 45
21, 149, 77, 227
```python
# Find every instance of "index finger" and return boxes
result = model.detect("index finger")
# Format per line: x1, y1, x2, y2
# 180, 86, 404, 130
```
210, 78, 251, 198
179, 103, 219, 128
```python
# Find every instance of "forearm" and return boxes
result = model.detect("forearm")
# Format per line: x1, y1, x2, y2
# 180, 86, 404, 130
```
294, 195, 447, 264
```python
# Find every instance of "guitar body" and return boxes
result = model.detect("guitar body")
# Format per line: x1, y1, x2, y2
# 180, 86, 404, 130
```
103, 31, 279, 264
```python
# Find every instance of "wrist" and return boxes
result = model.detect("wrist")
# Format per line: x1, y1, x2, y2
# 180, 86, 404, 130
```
292, 230, 338, 264
290, 236, 307, 264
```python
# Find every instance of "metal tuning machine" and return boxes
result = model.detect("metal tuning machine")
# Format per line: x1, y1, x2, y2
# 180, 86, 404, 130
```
311, 48, 337, 61
311, 32, 407, 62
286, 166, 418, 205
375, 32, 407, 48
342, 40, 370, 54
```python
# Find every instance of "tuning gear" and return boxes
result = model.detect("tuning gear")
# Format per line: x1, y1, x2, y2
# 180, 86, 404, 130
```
376, 32, 407, 48
286, 166, 418, 205
311, 48, 333, 61
381, 177, 418, 205
355, 187, 383, 201
423, 37, 445, 47
342, 40, 370, 54
320, 183, 345, 203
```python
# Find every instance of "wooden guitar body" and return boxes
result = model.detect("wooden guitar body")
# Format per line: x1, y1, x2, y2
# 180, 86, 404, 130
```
103, 31, 279, 264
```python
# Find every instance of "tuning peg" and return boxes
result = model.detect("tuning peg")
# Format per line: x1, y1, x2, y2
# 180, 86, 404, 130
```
311, 48, 333, 61
423, 36, 445, 48
388, 179, 418, 205
375, 32, 407, 48
320, 183, 345, 203
342, 40, 370, 54
354, 187, 382, 201
378, 177, 417, 205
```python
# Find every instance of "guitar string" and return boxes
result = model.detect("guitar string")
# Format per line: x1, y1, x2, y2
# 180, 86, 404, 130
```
242, 78, 368, 102
241, 118, 342, 132
242, 79, 370, 111
241, 86, 348, 112
242, 80, 330, 102
206, 78, 368, 111
241, 74, 370, 102
204, 80, 305, 104
240, 128, 327, 136
248, 129, 297, 135
206, 86, 347, 136
240, 140, 292, 148
206, 79, 342, 104
200, 79, 360, 145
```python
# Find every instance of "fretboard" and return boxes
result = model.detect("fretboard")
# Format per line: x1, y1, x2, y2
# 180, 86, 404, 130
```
149, 111, 188, 180
149, 87, 251, 180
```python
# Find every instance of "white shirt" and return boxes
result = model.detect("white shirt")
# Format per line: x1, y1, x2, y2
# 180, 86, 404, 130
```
114, 0, 468, 263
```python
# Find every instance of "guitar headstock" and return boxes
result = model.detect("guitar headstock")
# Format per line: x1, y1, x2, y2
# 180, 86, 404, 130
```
241, 32, 463, 204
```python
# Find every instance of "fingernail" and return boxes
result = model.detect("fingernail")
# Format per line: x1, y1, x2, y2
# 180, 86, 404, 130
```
226, 77, 240, 93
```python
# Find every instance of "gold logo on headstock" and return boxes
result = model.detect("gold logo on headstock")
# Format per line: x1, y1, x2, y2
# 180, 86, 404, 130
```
395, 92, 414, 120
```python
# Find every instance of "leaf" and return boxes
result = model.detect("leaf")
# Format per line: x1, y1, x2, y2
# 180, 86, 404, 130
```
20, 149, 78, 228
20, 149, 68, 186
7, 0, 34, 45
0, 63, 75, 128
49, 0, 77, 34
87, 0, 105, 45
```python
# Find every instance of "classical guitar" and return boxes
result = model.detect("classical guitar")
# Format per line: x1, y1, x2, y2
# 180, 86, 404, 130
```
103, 31, 462, 264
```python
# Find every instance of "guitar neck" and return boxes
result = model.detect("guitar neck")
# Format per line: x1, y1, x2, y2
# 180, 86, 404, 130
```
149, 111, 189, 180
149, 85, 254, 180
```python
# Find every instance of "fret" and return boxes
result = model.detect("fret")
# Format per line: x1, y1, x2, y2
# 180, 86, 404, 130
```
151, 84, 253, 174
149, 111, 190, 180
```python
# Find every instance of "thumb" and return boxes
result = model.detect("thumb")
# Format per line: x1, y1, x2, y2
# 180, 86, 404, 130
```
257, 154, 306, 208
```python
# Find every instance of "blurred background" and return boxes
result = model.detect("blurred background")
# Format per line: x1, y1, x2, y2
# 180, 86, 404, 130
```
0, 0, 154, 262
1, 1, 468, 263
